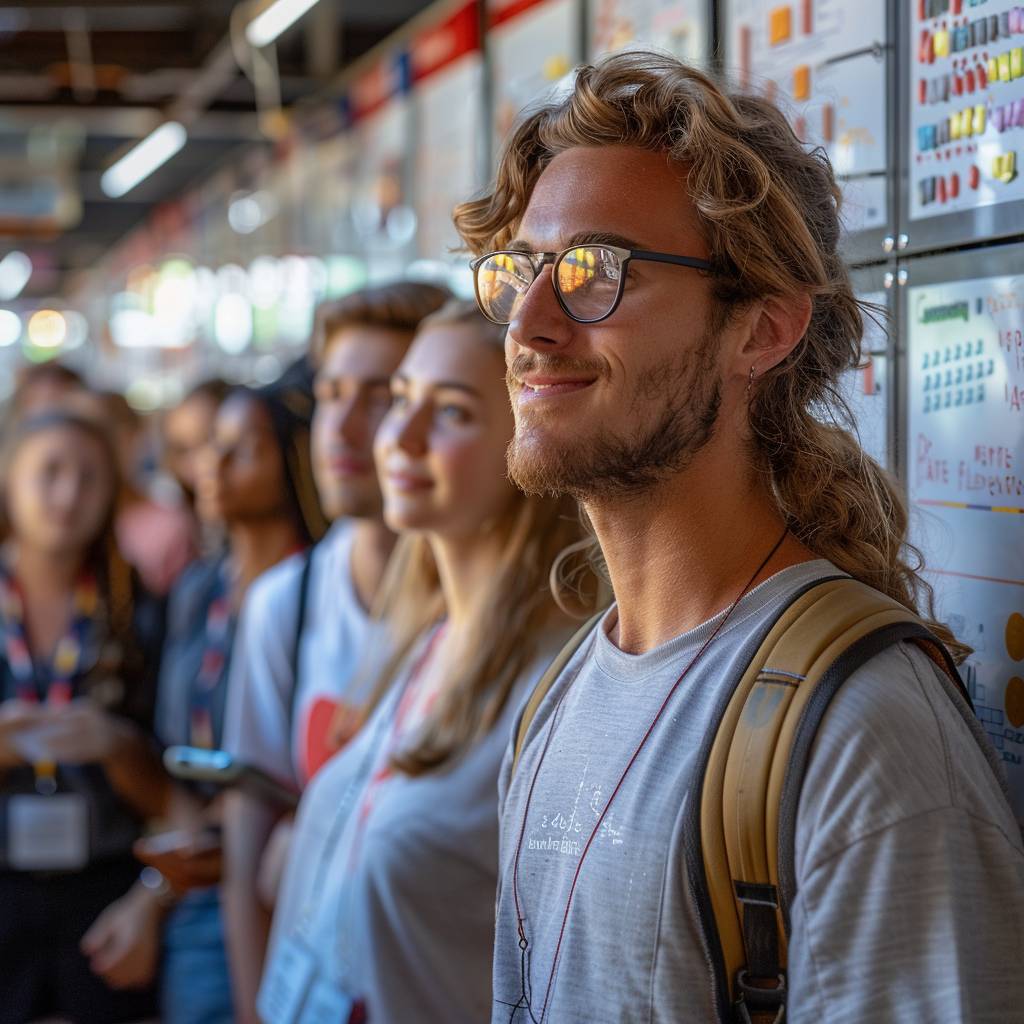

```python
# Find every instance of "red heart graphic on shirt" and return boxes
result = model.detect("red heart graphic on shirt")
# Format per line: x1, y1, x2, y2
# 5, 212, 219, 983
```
303, 697, 365, 782
303, 697, 340, 782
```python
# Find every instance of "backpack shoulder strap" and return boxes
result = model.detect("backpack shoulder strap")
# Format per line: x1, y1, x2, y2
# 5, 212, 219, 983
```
511, 611, 604, 773
699, 576, 965, 1024
286, 545, 316, 735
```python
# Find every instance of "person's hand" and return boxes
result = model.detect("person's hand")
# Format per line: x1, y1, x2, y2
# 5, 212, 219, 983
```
0, 699, 44, 768
80, 883, 163, 990
134, 829, 223, 892
33, 699, 125, 765
257, 814, 294, 911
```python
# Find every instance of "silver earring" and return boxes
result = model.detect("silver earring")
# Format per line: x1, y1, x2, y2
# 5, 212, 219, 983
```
746, 364, 756, 400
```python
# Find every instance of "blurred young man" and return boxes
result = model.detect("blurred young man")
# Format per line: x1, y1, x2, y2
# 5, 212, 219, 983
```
221, 282, 448, 1023
456, 52, 1024, 1023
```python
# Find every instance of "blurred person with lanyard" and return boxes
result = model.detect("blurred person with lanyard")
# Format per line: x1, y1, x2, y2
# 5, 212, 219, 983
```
81, 377, 328, 1024
0, 409, 166, 1024
162, 378, 231, 551
220, 282, 449, 1023
258, 300, 602, 1024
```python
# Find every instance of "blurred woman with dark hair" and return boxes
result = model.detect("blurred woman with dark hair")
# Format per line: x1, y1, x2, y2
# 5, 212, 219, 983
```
0, 409, 166, 1024
162, 378, 231, 516
82, 380, 327, 1024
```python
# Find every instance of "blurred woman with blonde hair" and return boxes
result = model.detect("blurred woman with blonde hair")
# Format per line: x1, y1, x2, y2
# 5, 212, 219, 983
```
260, 300, 600, 1024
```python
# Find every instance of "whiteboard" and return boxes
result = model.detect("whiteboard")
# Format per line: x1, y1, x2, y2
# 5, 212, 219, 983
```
723, 0, 888, 234
907, 0, 1024, 225
588, 0, 709, 65
906, 265, 1024, 821
488, 0, 582, 154
414, 53, 486, 264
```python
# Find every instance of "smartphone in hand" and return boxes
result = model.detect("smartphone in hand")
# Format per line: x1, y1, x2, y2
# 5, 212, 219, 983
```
163, 746, 299, 810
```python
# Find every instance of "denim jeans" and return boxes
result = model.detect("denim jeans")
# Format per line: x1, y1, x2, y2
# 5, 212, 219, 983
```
161, 887, 234, 1024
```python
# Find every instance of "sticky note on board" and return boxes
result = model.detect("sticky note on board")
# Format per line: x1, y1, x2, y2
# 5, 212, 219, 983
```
821, 102, 834, 142
543, 55, 570, 80
1012, 47, 1023, 78
770, 6, 792, 45
974, 104, 986, 134
793, 64, 811, 100
933, 29, 951, 56
993, 152, 1018, 182
999, 52, 1012, 81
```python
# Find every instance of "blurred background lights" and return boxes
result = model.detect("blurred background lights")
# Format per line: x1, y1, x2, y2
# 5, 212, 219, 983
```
110, 307, 155, 349
248, 256, 283, 309
152, 258, 198, 348
252, 354, 283, 384
385, 206, 417, 246
228, 190, 279, 235
217, 263, 248, 294
0, 309, 21, 346
0, 251, 32, 301
214, 293, 253, 353
61, 310, 88, 350
28, 309, 66, 348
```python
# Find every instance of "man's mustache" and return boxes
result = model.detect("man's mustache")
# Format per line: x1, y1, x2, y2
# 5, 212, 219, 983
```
507, 354, 608, 384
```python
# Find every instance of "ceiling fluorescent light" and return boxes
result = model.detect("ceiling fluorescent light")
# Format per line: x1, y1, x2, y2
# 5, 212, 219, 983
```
0, 251, 32, 300
246, 0, 322, 48
101, 121, 187, 198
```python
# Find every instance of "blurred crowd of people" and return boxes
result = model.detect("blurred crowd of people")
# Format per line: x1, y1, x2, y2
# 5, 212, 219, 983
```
0, 281, 597, 1024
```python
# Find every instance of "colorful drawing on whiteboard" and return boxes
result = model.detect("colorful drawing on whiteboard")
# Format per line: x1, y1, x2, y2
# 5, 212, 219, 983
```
724, 0, 888, 233
907, 272, 1024, 820
488, 0, 581, 151
588, 0, 708, 65
910, 0, 1024, 222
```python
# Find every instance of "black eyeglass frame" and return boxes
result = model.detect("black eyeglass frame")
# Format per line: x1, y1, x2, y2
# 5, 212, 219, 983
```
469, 243, 717, 325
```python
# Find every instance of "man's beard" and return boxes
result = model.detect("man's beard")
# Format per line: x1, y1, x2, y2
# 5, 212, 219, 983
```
506, 326, 721, 502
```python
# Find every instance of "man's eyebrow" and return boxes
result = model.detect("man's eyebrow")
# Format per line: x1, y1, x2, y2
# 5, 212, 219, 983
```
565, 231, 645, 250
506, 231, 647, 252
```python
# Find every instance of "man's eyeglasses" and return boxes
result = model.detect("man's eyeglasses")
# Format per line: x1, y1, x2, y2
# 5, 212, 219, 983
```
469, 244, 716, 326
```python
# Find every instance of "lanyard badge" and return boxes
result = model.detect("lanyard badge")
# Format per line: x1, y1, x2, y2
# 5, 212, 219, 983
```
0, 564, 99, 794
189, 560, 234, 750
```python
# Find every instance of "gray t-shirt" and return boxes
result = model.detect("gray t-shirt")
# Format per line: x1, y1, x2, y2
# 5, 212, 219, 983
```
268, 628, 564, 1024
495, 560, 1024, 1023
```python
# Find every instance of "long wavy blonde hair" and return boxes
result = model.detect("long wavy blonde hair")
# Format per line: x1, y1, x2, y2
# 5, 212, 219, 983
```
453, 50, 966, 661
365, 301, 602, 776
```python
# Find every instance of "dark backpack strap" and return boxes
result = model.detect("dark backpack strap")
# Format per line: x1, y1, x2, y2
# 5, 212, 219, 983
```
286, 545, 316, 735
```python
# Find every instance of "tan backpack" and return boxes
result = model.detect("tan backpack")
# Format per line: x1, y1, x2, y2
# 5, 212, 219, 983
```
512, 576, 978, 1024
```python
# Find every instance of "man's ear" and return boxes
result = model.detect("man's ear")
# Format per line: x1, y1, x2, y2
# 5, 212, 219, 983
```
737, 292, 813, 378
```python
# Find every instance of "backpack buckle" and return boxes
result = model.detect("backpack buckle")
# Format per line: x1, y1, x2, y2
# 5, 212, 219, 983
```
733, 969, 786, 1024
